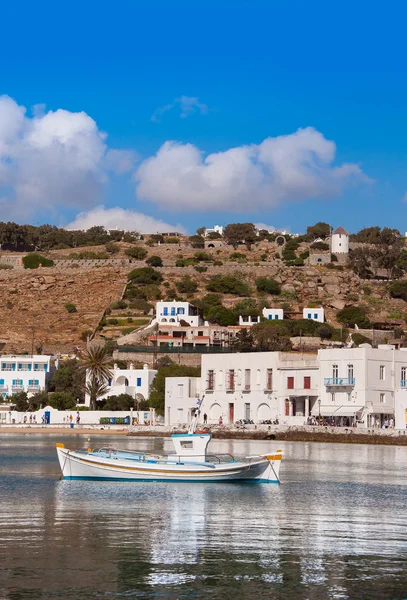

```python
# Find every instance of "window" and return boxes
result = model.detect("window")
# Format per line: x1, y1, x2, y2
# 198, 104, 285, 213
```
380, 365, 385, 380
304, 376, 311, 389
177, 308, 185, 315
347, 392, 352, 403
256, 369, 261, 385
177, 384, 184, 398
227, 369, 235, 391
307, 313, 311, 319
197, 331, 203, 336
314, 314, 318, 319
348, 364, 354, 380
2, 363, 15, 371
163, 307, 168, 316
402, 367, 407, 382
12, 379, 23, 388
171, 307, 176, 316
218, 370, 223, 386
266, 368, 273, 390
0, 379, 4, 385
244, 403, 251, 420
207, 370, 215, 390
331, 392, 335, 402
244, 369, 251, 390
136, 378, 142, 386
108, 378, 112, 386
274, 315, 279, 320
380, 393, 385, 403
332, 364, 338, 379
28, 379, 39, 387
18, 363, 30, 371
287, 377, 294, 389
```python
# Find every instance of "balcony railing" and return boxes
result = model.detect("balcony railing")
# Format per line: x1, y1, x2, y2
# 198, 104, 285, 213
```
401, 380, 407, 388
11, 384, 23, 390
324, 377, 355, 387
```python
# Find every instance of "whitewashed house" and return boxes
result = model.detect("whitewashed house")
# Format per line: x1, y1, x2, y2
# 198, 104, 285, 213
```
303, 307, 325, 323
0, 355, 51, 400
238, 316, 261, 326
155, 301, 204, 327
262, 308, 284, 321
85, 363, 157, 407
165, 376, 202, 425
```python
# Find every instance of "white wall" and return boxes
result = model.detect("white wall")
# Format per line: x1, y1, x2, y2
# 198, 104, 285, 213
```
86, 364, 157, 406
262, 308, 284, 320
165, 377, 201, 426
303, 307, 325, 323
331, 232, 349, 254
0, 407, 156, 425
155, 301, 203, 326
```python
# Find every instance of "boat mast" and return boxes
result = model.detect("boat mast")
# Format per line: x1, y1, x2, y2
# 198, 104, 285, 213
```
188, 395, 205, 434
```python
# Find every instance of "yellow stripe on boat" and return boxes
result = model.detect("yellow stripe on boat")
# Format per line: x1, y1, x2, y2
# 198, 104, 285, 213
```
266, 454, 282, 461
56, 443, 65, 449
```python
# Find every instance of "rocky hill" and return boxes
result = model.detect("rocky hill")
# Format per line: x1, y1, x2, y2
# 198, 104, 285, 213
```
0, 232, 406, 355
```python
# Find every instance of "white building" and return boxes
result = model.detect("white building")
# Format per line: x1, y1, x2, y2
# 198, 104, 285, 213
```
238, 316, 261, 326
165, 376, 202, 425
331, 226, 350, 254
85, 363, 157, 407
155, 301, 204, 327
0, 355, 51, 400
165, 345, 407, 429
204, 225, 223, 237
262, 308, 284, 321
318, 345, 407, 427
165, 351, 319, 426
303, 307, 325, 323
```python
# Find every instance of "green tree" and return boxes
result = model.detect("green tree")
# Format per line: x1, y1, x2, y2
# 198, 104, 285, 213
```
230, 329, 255, 352
206, 274, 251, 296
103, 393, 135, 410
223, 222, 257, 248
79, 346, 112, 410
255, 277, 281, 295
149, 364, 201, 415
23, 253, 54, 269
251, 321, 292, 352
9, 391, 28, 411
337, 306, 372, 328
128, 267, 163, 285
306, 222, 331, 239
105, 242, 120, 254
390, 281, 407, 302
176, 276, 198, 294
206, 305, 238, 326
48, 392, 76, 410
49, 359, 85, 402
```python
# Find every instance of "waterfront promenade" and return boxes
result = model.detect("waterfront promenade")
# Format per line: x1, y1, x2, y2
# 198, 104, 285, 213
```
2, 422, 407, 445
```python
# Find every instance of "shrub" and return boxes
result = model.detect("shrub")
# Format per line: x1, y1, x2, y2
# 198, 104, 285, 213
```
194, 265, 208, 273
0, 264, 13, 270
255, 277, 281, 295
390, 281, 407, 302
337, 306, 372, 328
125, 246, 148, 259
176, 276, 198, 294
80, 330, 92, 341
230, 252, 246, 260
23, 253, 54, 269
351, 332, 371, 346
213, 260, 223, 266
206, 274, 251, 296
111, 299, 127, 310
6, 300, 13, 309
206, 305, 239, 326
105, 242, 120, 254
64, 303, 77, 313
128, 267, 163, 285
68, 251, 109, 259
176, 259, 186, 267
194, 251, 213, 262
164, 237, 179, 244
146, 255, 163, 267
331, 254, 338, 262
108, 318, 119, 325
310, 241, 330, 250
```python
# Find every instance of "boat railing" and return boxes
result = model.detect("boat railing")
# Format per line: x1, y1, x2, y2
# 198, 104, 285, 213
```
205, 453, 235, 464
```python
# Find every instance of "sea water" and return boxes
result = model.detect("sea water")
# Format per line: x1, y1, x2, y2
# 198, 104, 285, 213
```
1, 434, 407, 599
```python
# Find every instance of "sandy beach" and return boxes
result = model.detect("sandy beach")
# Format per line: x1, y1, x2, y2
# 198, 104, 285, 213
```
0, 426, 129, 436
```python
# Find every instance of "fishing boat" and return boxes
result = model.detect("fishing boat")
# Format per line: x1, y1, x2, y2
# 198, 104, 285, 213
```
56, 429, 283, 484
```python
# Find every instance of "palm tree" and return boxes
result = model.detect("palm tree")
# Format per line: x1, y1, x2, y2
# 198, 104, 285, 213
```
79, 345, 112, 410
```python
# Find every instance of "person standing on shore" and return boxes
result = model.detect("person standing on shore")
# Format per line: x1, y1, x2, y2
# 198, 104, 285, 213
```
203, 413, 207, 424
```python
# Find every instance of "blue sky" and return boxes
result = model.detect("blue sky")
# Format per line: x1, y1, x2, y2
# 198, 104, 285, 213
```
0, 0, 406, 234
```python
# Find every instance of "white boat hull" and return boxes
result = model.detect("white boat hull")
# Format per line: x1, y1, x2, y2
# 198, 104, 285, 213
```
56, 447, 282, 484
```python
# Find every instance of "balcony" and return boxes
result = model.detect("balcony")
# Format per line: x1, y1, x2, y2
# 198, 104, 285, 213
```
27, 384, 40, 390
11, 384, 23, 390
324, 377, 355, 387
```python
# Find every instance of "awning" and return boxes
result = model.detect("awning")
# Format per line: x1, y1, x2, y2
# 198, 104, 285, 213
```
311, 405, 364, 417
366, 406, 394, 415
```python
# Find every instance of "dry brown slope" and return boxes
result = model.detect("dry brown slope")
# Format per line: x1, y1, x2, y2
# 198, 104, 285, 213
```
0, 266, 128, 354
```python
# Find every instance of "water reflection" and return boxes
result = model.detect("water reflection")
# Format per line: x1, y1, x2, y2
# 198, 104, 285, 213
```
1, 435, 407, 599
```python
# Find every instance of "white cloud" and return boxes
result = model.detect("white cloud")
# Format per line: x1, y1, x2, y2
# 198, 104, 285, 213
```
135, 127, 371, 211
151, 95, 208, 123
254, 223, 277, 232
66, 205, 186, 234
0, 95, 134, 219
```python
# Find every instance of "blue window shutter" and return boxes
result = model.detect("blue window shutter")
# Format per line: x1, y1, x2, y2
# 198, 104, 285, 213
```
18, 363, 22, 370
0, 379, 4, 385
307, 313, 311, 319
34, 364, 38, 370
314, 314, 318, 319
44, 365, 48, 372
36, 380, 39, 386
1, 364, 5, 370
12, 380, 15, 386
12, 364, 15, 371
137, 378, 142, 386
28, 364, 32, 371
163, 307, 168, 315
